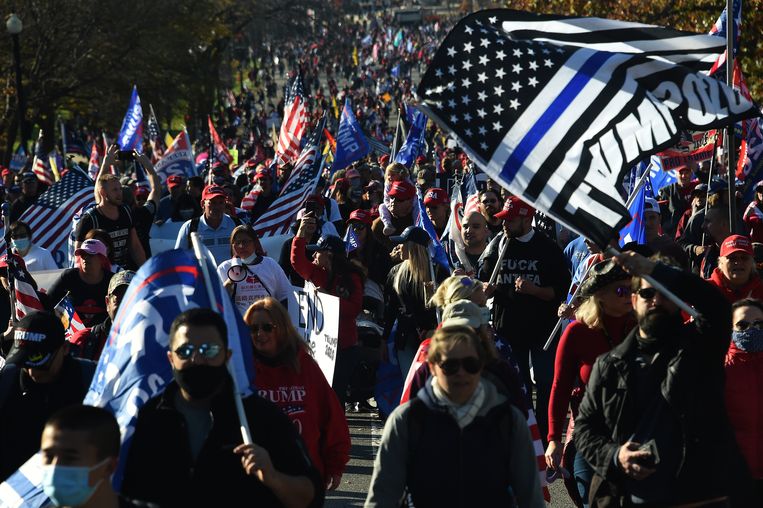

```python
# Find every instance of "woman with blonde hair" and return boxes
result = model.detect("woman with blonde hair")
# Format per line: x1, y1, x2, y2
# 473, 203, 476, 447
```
216, 225, 291, 315
545, 259, 635, 507
367, 325, 544, 507
244, 297, 351, 491
383, 226, 440, 375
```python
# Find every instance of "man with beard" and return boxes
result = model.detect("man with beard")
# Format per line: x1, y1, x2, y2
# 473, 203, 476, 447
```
575, 251, 754, 507
478, 189, 503, 236
121, 308, 323, 507
455, 210, 489, 275
75, 173, 146, 270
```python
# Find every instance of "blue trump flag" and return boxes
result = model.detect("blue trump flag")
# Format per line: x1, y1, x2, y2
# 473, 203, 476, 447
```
344, 226, 359, 253
619, 174, 656, 246
394, 107, 427, 168
332, 99, 370, 172
117, 85, 144, 152
416, 197, 451, 270
0, 247, 255, 506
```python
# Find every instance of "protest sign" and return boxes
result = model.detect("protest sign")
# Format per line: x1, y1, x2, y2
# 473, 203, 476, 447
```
289, 282, 340, 384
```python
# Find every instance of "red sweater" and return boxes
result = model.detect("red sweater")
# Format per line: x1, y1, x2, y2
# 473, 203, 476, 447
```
708, 268, 763, 303
547, 314, 635, 442
725, 342, 763, 479
290, 236, 363, 349
254, 347, 351, 480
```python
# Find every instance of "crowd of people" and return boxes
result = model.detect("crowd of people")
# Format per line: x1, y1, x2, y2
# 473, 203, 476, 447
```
0, 7, 760, 508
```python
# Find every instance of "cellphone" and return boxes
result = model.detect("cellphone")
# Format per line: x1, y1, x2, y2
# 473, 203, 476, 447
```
636, 439, 660, 467
117, 150, 134, 161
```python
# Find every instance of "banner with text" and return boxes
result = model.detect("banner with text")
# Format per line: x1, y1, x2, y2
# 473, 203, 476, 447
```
290, 283, 340, 384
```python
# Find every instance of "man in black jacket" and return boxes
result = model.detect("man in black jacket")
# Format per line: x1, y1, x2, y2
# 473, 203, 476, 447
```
121, 308, 323, 507
575, 252, 753, 506
0, 311, 96, 481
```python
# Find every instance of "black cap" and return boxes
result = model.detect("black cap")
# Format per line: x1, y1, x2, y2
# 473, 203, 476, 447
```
6, 311, 65, 368
21, 172, 37, 183
390, 226, 431, 247
306, 235, 345, 256
579, 259, 630, 298
708, 178, 728, 195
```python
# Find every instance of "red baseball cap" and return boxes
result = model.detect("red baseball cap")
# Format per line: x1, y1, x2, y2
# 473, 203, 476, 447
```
202, 185, 226, 201
347, 209, 373, 225
720, 234, 753, 257
1, 168, 11, 178
494, 196, 535, 221
167, 175, 183, 189
378, 154, 390, 166
134, 186, 149, 197
423, 188, 448, 207
388, 180, 416, 201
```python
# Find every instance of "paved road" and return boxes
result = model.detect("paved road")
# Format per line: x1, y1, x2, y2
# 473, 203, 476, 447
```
326, 410, 576, 507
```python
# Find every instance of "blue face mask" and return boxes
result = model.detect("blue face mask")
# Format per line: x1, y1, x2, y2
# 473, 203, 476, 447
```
11, 237, 30, 253
731, 328, 763, 353
42, 458, 108, 507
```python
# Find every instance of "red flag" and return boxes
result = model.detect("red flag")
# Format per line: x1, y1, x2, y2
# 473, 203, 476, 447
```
208, 116, 232, 166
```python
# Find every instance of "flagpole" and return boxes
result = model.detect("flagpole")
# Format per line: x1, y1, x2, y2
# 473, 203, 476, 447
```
542, 261, 596, 351
726, 0, 737, 234
701, 131, 720, 247
190, 232, 253, 446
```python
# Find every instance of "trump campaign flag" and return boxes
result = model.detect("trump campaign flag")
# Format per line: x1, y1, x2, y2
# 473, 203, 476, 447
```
416, 9, 759, 247
332, 99, 370, 171
0, 246, 255, 507
154, 129, 196, 183
394, 106, 427, 168
117, 86, 143, 152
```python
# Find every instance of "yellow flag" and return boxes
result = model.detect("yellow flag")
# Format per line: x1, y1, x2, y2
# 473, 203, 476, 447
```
165, 132, 174, 148
332, 96, 339, 119
48, 155, 61, 181
229, 147, 239, 166
353, 47, 358, 67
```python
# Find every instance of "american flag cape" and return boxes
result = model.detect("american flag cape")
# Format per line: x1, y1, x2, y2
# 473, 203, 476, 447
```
0, 246, 255, 507
18, 168, 96, 268
5, 254, 44, 321
30, 130, 54, 186
276, 75, 308, 163
416, 9, 759, 247
254, 116, 326, 237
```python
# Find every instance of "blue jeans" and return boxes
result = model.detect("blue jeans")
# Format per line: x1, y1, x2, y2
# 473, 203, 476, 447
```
573, 447, 594, 508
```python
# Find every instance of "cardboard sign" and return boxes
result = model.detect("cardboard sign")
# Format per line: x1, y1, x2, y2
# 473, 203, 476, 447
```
289, 282, 340, 384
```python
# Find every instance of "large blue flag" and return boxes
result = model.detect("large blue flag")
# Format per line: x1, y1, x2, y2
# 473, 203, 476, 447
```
416, 197, 451, 270
619, 174, 655, 246
332, 99, 370, 171
117, 85, 143, 152
394, 107, 427, 168
0, 247, 254, 506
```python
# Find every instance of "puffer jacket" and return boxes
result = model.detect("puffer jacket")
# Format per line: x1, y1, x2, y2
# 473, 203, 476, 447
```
575, 263, 754, 506
725, 342, 763, 479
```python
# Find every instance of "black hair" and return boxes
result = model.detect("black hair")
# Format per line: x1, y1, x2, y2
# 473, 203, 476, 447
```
8, 221, 32, 241
731, 298, 763, 315
169, 308, 228, 348
45, 405, 120, 460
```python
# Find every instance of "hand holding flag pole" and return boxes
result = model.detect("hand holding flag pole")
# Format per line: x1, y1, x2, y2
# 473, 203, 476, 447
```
190, 232, 253, 445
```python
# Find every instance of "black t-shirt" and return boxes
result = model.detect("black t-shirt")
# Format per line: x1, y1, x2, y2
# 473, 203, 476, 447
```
133, 201, 156, 258
47, 268, 113, 327
75, 206, 135, 269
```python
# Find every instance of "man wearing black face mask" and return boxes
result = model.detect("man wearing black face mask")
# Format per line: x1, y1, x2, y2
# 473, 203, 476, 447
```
575, 252, 755, 507
121, 308, 322, 507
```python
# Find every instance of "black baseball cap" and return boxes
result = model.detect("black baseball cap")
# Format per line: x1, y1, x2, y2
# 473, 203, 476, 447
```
306, 235, 345, 256
6, 311, 65, 368
390, 226, 431, 247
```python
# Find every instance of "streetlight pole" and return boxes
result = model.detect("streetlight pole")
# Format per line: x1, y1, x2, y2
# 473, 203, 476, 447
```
6, 13, 26, 155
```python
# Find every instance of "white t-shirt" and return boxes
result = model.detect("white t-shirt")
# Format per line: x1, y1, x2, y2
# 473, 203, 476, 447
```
175, 214, 238, 266
22, 244, 59, 271
217, 255, 293, 316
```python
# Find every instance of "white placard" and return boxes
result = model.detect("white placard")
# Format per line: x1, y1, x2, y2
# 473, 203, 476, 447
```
289, 282, 340, 384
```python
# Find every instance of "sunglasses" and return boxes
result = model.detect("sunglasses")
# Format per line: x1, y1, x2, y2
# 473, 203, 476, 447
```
614, 285, 632, 297
545, 467, 571, 483
636, 287, 658, 300
173, 342, 222, 360
251, 323, 277, 334
438, 356, 481, 376
481, 199, 497, 204
735, 319, 763, 331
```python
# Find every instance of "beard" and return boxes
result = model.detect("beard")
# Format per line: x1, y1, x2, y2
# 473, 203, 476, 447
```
638, 307, 682, 339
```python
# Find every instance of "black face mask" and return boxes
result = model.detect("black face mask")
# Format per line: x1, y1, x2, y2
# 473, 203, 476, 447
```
173, 365, 227, 399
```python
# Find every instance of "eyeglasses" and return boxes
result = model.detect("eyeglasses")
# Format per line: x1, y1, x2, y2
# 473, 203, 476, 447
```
636, 287, 658, 300
735, 319, 763, 331
438, 356, 481, 376
173, 342, 223, 360
251, 323, 277, 334
614, 286, 632, 297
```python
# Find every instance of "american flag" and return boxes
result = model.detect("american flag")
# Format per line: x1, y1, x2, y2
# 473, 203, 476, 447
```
147, 104, 165, 163
416, 9, 758, 247
54, 294, 86, 340
275, 75, 308, 163
254, 116, 326, 237
707, 0, 741, 76
31, 130, 54, 185
6, 254, 44, 321
18, 168, 96, 268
